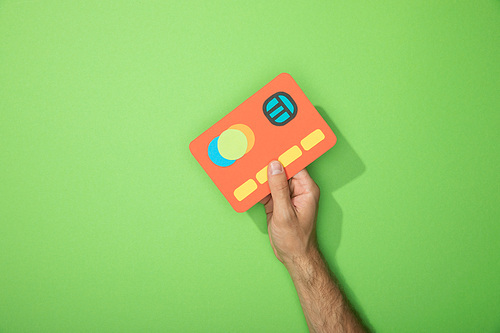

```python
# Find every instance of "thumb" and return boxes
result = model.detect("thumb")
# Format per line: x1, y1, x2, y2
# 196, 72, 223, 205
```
267, 160, 292, 210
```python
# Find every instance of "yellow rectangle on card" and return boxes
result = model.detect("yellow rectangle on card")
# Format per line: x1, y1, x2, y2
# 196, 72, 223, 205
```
279, 145, 302, 167
301, 129, 325, 151
256, 166, 268, 184
234, 179, 258, 201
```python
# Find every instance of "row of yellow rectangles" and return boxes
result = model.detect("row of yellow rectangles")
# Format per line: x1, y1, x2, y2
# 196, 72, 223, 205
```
233, 129, 326, 201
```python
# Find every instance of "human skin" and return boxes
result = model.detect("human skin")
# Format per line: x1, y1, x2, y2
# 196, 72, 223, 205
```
260, 160, 366, 333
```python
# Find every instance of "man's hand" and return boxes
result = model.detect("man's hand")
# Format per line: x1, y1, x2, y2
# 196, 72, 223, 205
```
261, 160, 366, 333
260, 160, 320, 267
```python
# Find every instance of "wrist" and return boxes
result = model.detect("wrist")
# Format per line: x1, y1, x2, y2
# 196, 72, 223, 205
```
283, 245, 322, 278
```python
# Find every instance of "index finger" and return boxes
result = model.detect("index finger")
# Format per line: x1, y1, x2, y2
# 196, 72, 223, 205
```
291, 168, 313, 182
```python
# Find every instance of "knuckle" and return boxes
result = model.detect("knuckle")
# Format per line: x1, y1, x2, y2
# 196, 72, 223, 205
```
271, 179, 290, 194
275, 182, 290, 193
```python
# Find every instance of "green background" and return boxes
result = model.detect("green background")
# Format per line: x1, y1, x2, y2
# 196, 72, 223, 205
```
1, 1, 499, 332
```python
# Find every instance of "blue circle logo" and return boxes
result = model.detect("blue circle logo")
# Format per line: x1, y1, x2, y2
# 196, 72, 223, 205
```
263, 92, 297, 126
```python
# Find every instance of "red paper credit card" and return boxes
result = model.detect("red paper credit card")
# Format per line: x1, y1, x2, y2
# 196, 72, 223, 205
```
189, 73, 337, 212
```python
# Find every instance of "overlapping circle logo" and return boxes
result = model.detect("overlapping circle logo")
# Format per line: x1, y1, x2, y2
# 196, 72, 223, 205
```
208, 124, 255, 167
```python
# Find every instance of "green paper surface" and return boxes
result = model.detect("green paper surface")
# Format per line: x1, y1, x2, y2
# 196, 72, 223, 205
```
1, 1, 499, 332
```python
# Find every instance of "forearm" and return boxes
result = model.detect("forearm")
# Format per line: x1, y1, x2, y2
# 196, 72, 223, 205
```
286, 248, 365, 333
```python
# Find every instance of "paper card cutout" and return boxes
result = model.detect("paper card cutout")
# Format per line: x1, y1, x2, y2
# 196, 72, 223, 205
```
189, 73, 337, 212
